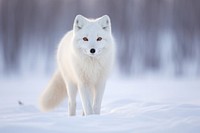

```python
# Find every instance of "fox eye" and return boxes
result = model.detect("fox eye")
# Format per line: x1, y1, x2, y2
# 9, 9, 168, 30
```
83, 37, 88, 41
97, 37, 102, 41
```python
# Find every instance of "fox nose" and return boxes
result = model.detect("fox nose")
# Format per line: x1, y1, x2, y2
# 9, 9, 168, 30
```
90, 48, 96, 54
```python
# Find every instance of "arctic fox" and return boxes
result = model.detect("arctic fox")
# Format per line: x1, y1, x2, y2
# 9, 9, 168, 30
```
39, 15, 115, 116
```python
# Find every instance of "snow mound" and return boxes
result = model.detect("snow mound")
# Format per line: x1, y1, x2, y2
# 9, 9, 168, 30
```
0, 77, 200, 133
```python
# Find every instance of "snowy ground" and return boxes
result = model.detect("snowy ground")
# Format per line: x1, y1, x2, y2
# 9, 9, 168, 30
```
0, 76, 200, 133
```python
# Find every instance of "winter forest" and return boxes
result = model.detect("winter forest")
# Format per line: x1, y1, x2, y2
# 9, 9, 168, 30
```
1, 0, 200, 78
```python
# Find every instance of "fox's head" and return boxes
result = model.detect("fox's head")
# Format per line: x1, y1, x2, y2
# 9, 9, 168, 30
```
72, 15, 114, 57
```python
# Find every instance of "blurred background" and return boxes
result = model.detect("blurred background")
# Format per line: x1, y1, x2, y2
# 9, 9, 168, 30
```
0, 0, 200, 78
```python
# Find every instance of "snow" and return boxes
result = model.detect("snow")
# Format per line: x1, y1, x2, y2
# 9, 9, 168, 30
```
0, 76, 200, 133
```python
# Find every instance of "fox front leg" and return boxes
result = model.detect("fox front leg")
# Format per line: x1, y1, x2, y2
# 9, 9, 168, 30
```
66, 83, 77, 116
93, 81, 106, 114
78, 84, 93, 115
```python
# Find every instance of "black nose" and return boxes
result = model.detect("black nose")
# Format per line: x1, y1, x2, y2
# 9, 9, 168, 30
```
90, 48, 96, 54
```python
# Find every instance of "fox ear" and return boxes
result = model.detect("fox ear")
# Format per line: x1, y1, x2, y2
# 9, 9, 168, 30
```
98, 15, 111, 31
73, 15, 87, 32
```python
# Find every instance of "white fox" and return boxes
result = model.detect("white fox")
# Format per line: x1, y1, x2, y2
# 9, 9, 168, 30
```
39, 15, 115, 116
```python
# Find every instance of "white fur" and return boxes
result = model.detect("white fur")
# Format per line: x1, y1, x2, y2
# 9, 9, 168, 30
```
39, 15, 115, 116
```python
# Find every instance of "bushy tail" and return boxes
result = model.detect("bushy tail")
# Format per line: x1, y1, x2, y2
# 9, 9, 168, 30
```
39, 70, 67, 112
